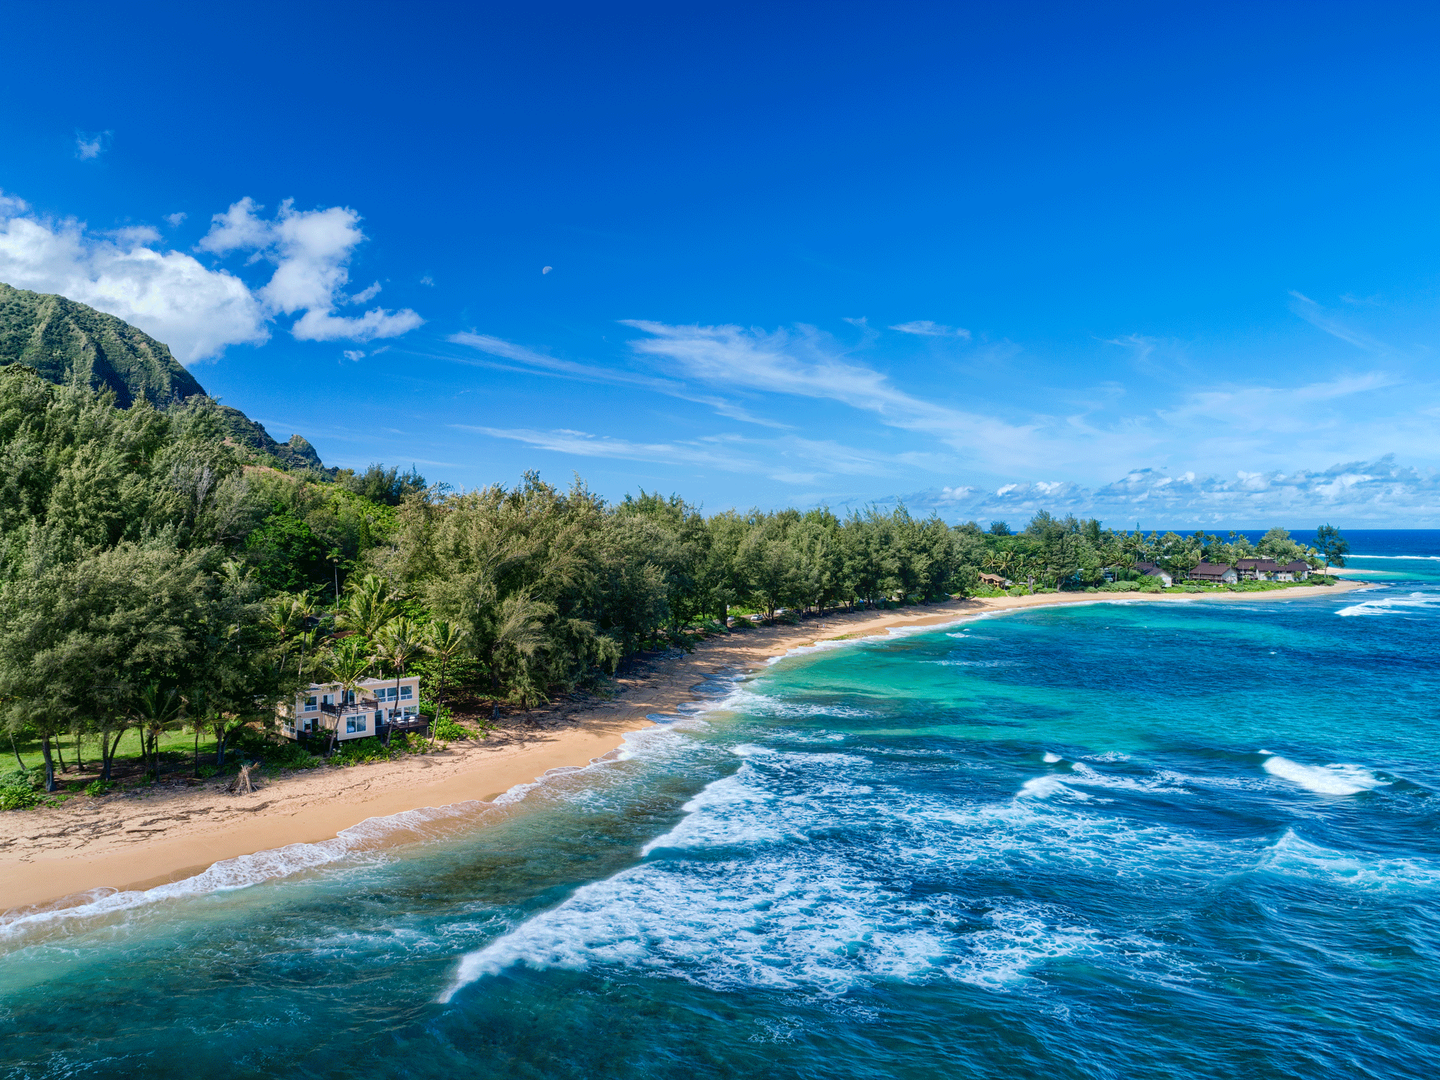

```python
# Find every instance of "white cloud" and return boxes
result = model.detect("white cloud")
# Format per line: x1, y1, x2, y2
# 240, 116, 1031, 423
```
197, 198, 423, 343
448, 331, 795, 430
164, 212, 187, 227
346, 281, 382, 304
1289, 291, 1392, 355
75, 131, 111, 160
0, 191, 267, 362
620, 320, 1038, 460
343, 349, 365, 361
889, 319, 971, 339
0, 190, 421, 363
908, 455, 1440, 527
456, 424, 907, 483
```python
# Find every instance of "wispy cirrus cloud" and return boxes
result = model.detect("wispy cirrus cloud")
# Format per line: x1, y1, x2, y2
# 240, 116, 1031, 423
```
453, 318, 1440, 497
1289, 291, 1393, 355
454, 424, 905, 484
889, 319, 970, 339
620, 320, 1039, 461
448, 331, 794, 429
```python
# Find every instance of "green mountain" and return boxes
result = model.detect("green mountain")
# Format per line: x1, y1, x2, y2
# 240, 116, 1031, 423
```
0, 281, 325, 472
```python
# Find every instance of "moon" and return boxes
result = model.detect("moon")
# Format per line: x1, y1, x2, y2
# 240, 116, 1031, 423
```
542, 266, 552, 274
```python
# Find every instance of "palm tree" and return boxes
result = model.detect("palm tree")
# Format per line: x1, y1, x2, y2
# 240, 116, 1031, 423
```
338, 574, 401, 641
184, 686, 212, 777
265, 595, 299, 667
324, 638, 374, 756
133, 682, 182, 779
423, 620, 466, 743
375, 618, 420, 746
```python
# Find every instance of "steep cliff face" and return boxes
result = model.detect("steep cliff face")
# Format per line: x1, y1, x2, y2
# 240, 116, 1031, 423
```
0, 281, 326, 472
0, 281, 205, 407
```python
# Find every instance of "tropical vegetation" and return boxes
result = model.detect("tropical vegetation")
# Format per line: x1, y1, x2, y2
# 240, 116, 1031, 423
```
0, 360, 1342, 802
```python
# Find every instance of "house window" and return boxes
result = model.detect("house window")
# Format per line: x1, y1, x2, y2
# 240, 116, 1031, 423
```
346, 716, 358, 733
321, 694, 334, 707
399, 685, 414, 700
380, 686, 398, 701
374, 710, 383, 726
304, 696, 318, 712
402, 705, 419, 718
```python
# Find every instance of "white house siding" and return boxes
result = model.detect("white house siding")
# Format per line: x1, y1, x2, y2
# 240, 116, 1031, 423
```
278, 676, 422, 741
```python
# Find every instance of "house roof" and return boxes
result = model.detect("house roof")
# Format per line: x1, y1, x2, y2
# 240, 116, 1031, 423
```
1280, 561, 1311, 571
1235, 559, 1281, 570
304, 675, 420, 691
1134, 561, 1167, 575
1189, 562, 1233, 578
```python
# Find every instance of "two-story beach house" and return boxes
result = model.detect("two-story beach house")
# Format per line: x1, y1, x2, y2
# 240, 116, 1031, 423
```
1187, 562, 1239, 585
1235, 558, 1282, 581
278, 676, 424, 742
1235, 558, 1311, 582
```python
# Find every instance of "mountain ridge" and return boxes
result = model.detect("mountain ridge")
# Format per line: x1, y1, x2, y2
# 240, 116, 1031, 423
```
0, 281, 325, 472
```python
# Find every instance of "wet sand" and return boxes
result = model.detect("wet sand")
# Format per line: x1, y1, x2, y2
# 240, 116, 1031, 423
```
0, 579, 1371, 915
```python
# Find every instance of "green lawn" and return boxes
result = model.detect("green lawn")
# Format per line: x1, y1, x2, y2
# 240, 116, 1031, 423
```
5, 726, 223, 783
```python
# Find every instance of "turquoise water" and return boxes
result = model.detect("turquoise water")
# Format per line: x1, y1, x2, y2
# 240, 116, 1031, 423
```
2, 573, 1439, 1078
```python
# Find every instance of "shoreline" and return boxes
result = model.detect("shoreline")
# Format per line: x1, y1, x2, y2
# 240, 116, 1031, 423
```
0, 578, 1373, 918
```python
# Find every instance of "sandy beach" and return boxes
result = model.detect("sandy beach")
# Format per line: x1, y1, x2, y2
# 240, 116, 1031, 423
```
0, 579, 1372, 916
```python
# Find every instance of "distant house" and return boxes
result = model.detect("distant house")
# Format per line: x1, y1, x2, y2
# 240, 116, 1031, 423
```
1235, 558, 1282, 581
1187, 562, 1238, 585
278, 676, 424, 742
1133, 561, 1173, 587
978, 572, 1009, 588
1276, 560, 1311, 582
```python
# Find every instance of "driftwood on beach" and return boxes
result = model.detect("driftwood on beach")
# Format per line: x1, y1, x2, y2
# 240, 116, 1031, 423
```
226, 763, 256, 795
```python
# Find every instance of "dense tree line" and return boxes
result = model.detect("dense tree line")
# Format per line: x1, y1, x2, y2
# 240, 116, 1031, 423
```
0, 366, 1341, 793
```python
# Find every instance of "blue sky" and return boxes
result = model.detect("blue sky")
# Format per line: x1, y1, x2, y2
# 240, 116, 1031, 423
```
2, 2, 1439, 526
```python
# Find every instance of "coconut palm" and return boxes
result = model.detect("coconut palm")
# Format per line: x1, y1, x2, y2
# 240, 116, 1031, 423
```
375, 618, 421, 746
338, 574, 401, 641
423, 620, 466, 742
323, 637, 375, 755
133, 682, 182, 779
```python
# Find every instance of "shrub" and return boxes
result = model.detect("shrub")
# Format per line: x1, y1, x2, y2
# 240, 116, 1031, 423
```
0, 768, 41, 811
432, 716, 468, 741
333, 739, 391, 767
84, 779, 111, 797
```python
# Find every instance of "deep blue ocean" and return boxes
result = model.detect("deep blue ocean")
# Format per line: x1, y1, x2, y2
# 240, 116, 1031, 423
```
1, 539, 1437, 1078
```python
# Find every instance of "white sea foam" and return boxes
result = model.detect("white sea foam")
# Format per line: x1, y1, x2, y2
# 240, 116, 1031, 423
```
1346, 554, 1440, 561
722, 688, 876, 721
440, 742, 1225, 1003
1016, 775, 1077, 800
1259, 830, 1439, 890
1066, 762, 1189, 795
1260, 754, 1389, 795
1042, 752, 1063, 763
0, 802, 485, 943
1336, 591, 1440, 617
